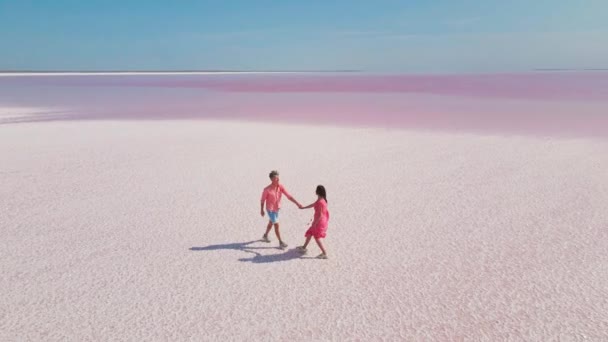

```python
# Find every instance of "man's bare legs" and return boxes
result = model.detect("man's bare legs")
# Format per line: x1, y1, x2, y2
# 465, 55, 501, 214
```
273, 223, 287, 247
263, 222, 286, 247
262, 221, 273, 241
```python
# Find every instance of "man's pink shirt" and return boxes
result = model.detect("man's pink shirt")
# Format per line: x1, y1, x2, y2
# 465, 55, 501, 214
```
261, 184, 292, 212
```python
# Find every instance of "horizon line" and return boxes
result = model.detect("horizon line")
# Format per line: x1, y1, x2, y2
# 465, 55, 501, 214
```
0, 70, 360, 77
1, 69, 606, 78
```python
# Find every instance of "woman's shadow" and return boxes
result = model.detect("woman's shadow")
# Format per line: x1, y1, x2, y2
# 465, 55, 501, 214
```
190, 240, 302, 264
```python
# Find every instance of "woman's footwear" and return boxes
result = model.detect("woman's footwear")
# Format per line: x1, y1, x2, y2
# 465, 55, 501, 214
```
279, 241, 288, 249
316, 253, 328, 259
261, 235, 270, 243
296, 246, 307, 254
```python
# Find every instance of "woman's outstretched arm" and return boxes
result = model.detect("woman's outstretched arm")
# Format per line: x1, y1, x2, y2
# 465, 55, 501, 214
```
300, 202, 316, 209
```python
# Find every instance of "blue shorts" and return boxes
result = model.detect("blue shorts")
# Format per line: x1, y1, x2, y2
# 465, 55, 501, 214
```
267, 210, 279, 224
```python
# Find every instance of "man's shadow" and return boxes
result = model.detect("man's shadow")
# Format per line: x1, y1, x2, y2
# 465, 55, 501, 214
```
190, 240, 302, 263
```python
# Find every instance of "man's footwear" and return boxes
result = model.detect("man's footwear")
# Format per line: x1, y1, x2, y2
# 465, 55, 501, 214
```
296, 246, 307, 254
261, 235, 270, 243
315, 253, 328, 259
279, 241, 288, 249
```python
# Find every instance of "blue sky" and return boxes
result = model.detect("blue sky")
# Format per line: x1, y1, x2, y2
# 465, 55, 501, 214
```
1, 0, 607, 72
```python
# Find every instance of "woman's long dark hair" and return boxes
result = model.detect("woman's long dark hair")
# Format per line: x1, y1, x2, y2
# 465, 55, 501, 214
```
316, 185, 327, 203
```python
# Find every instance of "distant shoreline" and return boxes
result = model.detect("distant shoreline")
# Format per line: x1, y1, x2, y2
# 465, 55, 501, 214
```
533, 68, 608, 71
1, 69, 606, 77
0, 70, 358, 77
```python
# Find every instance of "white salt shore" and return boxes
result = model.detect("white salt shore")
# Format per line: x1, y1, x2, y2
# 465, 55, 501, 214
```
0, 106, 69, 123
1, 119, 607, 341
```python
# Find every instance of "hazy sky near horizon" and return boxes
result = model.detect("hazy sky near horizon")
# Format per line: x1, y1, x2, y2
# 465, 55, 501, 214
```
1, 0, 607, 72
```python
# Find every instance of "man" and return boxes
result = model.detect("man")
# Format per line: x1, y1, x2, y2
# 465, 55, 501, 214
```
260, 170, 301, 248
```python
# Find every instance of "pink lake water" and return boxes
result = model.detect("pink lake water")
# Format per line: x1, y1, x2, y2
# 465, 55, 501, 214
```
1, 72, 607, 138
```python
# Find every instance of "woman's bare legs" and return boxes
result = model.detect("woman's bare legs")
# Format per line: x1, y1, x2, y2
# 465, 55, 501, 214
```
302, 235, 312, 249
314, 237, 327, 255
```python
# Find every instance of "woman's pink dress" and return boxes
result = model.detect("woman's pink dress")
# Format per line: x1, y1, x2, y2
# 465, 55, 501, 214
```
305, 199, 330, 238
